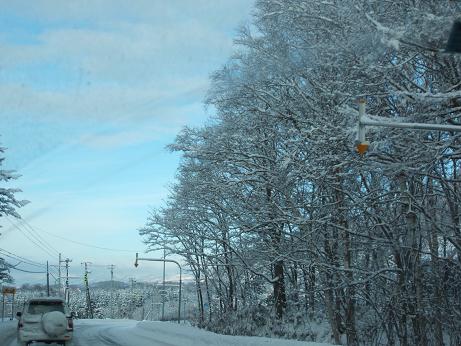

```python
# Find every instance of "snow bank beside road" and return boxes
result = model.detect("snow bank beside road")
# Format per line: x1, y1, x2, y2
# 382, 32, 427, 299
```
76, 319, 332, 346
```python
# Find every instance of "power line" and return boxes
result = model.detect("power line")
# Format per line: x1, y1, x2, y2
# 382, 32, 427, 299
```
5, 218, 57, 258
4, 206, 138, 256
37, 229, 138, 253
6, 216, 59, 256
0, 251, 44, 268
3, 259, 46, 274
9, 266, 46, 274
91, 263, 115, 267
22, 226, 58, 257
0, 248, 59, 277
0, 248, 47, 268
21, 218, 60, 255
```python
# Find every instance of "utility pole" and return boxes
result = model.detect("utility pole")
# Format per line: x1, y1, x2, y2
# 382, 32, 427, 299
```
64, 258, 72, 304
129, 277, 137, 290
46, 261, 50, 297
82, 262, 93, 319
58, 255, 71, 299
128, 277, 137, 320
58, 253, 62, 296
151, 286, 155, 321
108, 264, 115, 319
65, 259, 71, 289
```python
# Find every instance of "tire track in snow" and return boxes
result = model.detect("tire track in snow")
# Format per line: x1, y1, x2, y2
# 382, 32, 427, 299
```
0, 321, 18, 346
74, 321, 123, 346
103, 321, 178, 346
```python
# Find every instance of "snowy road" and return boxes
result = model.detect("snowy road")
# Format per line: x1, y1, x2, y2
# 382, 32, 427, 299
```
0, 321, 17, 346
0, 319, 331, 346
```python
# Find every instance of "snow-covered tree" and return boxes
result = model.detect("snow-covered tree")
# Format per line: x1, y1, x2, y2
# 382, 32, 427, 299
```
0, 257, 12, 283
0, 142, 28, 283
141, 1, 461, 344
0, 144, 28, 221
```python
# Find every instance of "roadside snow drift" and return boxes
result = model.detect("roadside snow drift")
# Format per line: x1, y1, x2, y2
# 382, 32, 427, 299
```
76, 319, 333, 346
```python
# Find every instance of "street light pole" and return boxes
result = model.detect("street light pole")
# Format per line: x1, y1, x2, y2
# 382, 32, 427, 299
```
360, 118, 461, 132
355, 100, 461, 154
353, 19, 461, 152
134, 253, 182, 324
356, 99, 369, 155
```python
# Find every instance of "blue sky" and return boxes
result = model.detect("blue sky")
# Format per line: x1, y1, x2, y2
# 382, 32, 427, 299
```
0, 0, 255, 284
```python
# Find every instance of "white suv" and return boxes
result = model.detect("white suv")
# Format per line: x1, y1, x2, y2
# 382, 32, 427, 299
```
16, 297, 74, 346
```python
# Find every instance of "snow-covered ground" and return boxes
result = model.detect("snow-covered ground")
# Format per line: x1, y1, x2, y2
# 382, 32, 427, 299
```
0, 319, 333, 346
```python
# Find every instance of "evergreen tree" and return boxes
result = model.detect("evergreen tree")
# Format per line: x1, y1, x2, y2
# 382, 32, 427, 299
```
0, 144, 28, 220
0, 142, 28, 284
0, 257, 12, 283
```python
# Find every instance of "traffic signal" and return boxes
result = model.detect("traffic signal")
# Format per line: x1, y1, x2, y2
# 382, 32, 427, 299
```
356, 99, 369, 155
356, 142, 369, 155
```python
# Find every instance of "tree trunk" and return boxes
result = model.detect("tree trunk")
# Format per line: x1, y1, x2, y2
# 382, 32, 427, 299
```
273, 259, 287, 319
335, 173, 358, 345
324, 235, 341, 345
308, 265, 315, 319
195, 272, 205, 325
427, 178, 444, 346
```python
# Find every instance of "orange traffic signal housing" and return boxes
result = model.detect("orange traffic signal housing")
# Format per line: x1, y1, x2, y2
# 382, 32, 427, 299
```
356, 142, 369, 155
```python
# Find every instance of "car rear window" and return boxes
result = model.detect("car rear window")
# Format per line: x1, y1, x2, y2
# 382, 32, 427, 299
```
28, 301, 65, 314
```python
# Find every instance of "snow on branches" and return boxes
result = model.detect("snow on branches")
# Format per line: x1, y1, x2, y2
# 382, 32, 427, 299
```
141, 1, 461, 344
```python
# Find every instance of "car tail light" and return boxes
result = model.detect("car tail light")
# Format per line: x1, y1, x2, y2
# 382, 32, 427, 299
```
67, 319, 73, 330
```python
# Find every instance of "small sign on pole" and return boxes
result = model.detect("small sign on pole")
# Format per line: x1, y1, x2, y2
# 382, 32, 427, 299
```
2, 286, 16, 321
2, 287, 16, 295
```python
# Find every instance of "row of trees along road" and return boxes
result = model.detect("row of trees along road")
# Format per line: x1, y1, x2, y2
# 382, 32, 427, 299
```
140, 1, 461, 345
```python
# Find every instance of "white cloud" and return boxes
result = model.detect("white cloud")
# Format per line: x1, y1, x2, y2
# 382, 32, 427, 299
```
0, 0, 253, 124
1, 0, 254, 29
0, 76, 208, 119
0, 1, 253, 81
0, 0, 255, 162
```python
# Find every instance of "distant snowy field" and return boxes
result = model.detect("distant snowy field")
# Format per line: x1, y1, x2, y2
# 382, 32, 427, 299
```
0, 318, 334, 346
